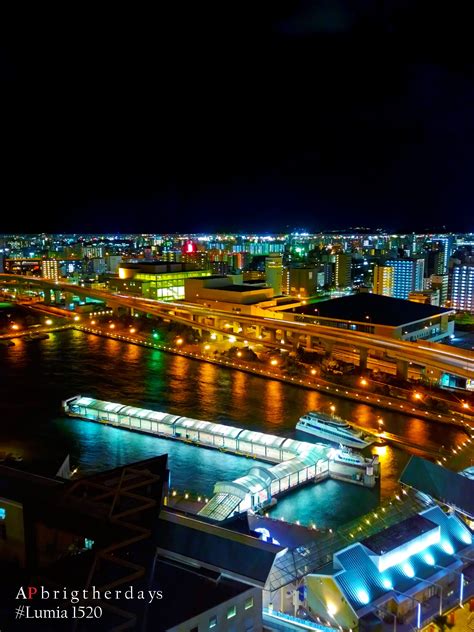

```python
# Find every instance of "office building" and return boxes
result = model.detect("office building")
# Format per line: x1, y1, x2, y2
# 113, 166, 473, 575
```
111, 261, 212, 301
385, 258, 425, 299
373, 265, 394, 297
41, 259, 59, 282
335, 253, 352, 288
450, 264, 474, 313
431, 274, 449, 306
265, 254, 283, 296
283, 266, 318, 297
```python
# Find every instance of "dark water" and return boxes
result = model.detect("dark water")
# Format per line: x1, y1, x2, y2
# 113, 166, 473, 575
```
0, 329, 471, 527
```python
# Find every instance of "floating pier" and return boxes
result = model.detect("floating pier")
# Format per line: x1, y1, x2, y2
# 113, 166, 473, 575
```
63, 396, 380, 521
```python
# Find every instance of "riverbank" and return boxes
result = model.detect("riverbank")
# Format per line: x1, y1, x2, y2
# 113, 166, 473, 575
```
73, 324, 473, 433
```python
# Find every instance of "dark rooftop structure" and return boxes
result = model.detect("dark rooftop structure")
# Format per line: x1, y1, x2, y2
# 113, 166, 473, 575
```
400, 456, 474, 520
362, 513, 438, 555
156, 510, 284, 587
286, 293, 453, 327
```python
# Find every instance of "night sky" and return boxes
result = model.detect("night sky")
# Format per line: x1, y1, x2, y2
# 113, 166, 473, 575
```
2, 3, 474, 233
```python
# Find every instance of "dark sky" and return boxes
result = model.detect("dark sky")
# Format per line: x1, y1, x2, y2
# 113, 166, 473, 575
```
2, 2, 474, 233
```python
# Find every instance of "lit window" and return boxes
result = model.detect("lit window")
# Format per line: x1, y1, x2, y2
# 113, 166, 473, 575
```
227, 605, 237, 619
244, 597, 254, 610
209, 615, 218, 628
0, 508, 5, 520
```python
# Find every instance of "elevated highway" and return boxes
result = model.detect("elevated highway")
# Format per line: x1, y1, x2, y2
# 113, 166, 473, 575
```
1, 274, 473, 382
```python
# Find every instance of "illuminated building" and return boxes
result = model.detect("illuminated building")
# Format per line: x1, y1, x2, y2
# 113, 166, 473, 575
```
0, 456, 272, 631
304, 504, 474, 631
408, 289, 440, 306
430, 274, 449, 306
184, 276, 282, 314
41, 259, 59, 282
111, 262, 212, 301
373, 265, 394, 297
384, 258, 425, 299
265, 255, 283, 296
284, 293, 455, 341
450, 264, 474, 313
283, 266, 319, 297
335, 253, 352, 288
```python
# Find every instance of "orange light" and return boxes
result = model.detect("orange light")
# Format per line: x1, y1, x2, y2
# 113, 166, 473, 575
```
463, 403, 470, 409
11, 323, 19, 330
73, 315, 80, 322
91, 320, 96, 325
204, 344, 211, 350
311, 369, 317, 375
109, 323, 115, 329
330, 405, 336, 414
360, 378, 368, 386
130, 327, 136, 333
176, 338, 183, 345
270, 359, 278, 366
414, 392, 422, 400
237, 351, 242, 357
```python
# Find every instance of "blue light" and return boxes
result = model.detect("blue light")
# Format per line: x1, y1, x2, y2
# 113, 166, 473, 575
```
402, 563, 415, 578
382, 578, 393, 590
424, 553, 435, 566
441, 541, 454, 555
357, 589, 370, 604
461, 531, 472, 545
0, 507, 5, 520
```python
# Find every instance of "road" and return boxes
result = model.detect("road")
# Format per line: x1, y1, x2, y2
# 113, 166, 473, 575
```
1, 273, 473, 381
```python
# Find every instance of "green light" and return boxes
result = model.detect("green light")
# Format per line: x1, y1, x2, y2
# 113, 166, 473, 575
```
152, 332, 159, 339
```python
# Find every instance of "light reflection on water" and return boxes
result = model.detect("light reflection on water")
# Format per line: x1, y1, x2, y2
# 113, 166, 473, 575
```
0, 329, 471, 527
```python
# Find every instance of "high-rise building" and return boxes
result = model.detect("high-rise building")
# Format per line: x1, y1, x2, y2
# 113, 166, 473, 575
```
105, 255, 122, 274
384, 258, 424, 299
430, 274, 449, 306
450, 264, 474, 312
41, 259, 59, 282
372, 265, 394, 297
283, 266, 318, 297
334, 253, 352, 288
265, 255, 283, 295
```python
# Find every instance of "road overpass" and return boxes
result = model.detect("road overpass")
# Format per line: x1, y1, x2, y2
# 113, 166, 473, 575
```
1, 274, 473, 383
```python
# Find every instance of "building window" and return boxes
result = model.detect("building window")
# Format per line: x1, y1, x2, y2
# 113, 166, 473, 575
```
209, 615, 218, 628
0, 507, 5, 520
227, 605, 237, 619
244, 597, 254, 610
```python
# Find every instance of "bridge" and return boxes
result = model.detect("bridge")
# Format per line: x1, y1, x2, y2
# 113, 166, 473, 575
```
1, 273, 473, 382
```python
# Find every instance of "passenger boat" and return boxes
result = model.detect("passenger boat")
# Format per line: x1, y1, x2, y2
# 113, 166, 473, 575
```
296, 411, 375, 449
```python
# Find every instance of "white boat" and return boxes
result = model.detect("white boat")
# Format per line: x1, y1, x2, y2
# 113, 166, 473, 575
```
296, 411, 375, 449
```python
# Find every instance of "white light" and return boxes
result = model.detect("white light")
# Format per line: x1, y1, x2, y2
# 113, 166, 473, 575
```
402, 562, 415, 578
327, 604, 337, 616
442, 541, 454, 555
424, 553, 435, 566
382, 578, 393, 590
461, 531, 472, 545
357, 589, 370, 604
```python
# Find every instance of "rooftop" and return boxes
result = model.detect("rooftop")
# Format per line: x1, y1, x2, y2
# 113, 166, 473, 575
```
286, 292, 453, 326
400, 456, 474, 519
361, 513, 437, 555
